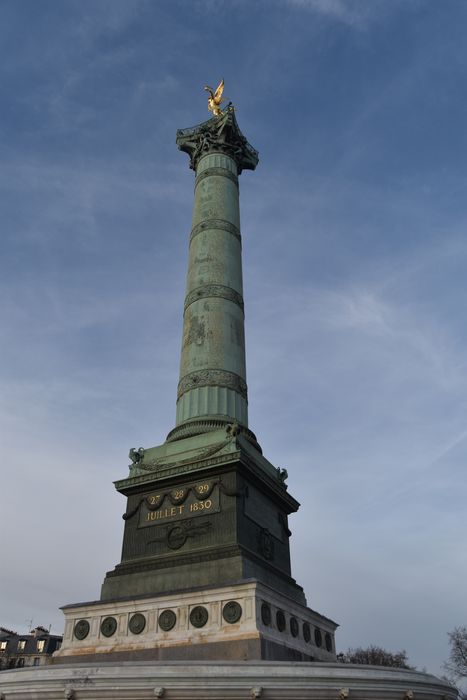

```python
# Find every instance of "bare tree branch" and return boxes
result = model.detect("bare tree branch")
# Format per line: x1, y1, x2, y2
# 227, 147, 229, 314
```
337, 645, 413, 669
444, 627, 467, 680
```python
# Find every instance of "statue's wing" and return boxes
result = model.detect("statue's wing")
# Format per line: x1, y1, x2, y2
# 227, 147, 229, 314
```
213, 79, 224, 104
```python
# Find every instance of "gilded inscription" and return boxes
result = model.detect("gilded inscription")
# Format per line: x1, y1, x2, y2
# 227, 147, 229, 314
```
144, 499, 213, 523
145, 505, 186, 522
139, 481, 219, 529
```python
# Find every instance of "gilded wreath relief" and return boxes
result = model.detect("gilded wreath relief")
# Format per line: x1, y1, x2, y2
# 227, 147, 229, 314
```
204, 78, 225, 116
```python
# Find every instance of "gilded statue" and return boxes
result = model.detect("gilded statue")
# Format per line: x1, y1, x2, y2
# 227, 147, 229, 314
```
204, 79, 225, 116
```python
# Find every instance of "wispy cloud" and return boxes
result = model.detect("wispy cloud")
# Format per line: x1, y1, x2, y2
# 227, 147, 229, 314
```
279, 0, 406, 29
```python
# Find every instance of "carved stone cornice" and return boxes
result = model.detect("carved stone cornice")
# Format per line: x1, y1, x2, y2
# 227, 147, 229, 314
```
184, 284, 244, 314
176, 107, 259, 174
177, 369, 248, 400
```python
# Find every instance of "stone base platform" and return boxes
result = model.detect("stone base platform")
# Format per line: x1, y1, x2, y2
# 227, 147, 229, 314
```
54, 580, 337, 663
0, 661, 457, 700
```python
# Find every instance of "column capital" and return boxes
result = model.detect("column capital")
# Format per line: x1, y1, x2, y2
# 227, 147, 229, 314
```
176, 107, 259, 174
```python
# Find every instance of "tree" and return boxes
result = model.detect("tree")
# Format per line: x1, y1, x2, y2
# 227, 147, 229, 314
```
444, 627, 467, 681
444, 626, 467, 699
337, 645, 412, 669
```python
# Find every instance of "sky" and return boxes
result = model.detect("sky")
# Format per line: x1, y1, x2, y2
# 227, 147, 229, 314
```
1, 0, 466, 681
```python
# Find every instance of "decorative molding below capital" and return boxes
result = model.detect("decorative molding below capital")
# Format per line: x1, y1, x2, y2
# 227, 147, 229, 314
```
195, 167, 238, 189
177, 369, 248, 400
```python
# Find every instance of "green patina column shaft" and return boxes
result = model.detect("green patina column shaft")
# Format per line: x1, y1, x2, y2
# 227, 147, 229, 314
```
167, 108, 259, 445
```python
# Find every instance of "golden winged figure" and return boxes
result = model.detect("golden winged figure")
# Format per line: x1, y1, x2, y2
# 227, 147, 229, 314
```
204, 79, 225, 116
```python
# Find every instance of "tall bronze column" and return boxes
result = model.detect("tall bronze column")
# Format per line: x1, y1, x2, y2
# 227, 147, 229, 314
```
167, 108, 259, 449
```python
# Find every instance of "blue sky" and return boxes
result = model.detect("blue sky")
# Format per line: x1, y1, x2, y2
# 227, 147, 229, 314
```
1, 0, 466, 679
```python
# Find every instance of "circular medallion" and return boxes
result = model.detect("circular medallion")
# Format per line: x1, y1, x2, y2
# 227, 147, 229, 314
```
159, 609, 177, 631
129, 613, 146, 635
314, 628, 323, 647
290, 616, 299, 637
222, 601, 242, 624
276, 610, 286, 632
303, 622, 311, 643
167, 526, 187, 550
261, 602, 271, 626
190, 605, 208, 628
100, 616, 117, 638
325, 632, 333, 652
73, 619, 90, 640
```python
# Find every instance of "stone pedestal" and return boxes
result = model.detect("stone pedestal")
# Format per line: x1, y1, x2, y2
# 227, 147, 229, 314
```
101, 428, 311, 612
54, 580, 336, 664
